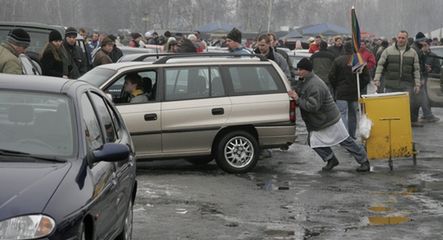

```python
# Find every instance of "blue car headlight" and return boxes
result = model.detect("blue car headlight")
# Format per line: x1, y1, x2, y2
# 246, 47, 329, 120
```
0, 215, 55, 239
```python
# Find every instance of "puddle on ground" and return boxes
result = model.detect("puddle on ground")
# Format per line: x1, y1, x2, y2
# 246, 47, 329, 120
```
368, 206, 391, 212
368, 215, 410, 225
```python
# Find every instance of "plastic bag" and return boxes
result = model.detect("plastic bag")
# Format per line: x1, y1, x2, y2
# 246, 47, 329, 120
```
366, 81, 378, 95
358, 114, 373, 139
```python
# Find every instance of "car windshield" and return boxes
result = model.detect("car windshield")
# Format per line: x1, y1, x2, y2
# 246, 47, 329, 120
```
0, 91, 76, 158
79, 68, 117, 87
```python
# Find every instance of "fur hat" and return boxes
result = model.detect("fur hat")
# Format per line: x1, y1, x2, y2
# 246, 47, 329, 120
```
65, 27, 78, 38
49, 30, 63, 42
227, 28, 242, 44
296, 57, 313, 72
415, 32, 427, 42
7, 28, 30, 48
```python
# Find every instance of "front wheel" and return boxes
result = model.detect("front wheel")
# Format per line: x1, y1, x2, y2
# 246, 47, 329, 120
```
215, 131, 259, 173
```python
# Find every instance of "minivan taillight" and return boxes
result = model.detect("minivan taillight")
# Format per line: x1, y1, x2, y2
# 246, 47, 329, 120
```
289, 99, 296, 123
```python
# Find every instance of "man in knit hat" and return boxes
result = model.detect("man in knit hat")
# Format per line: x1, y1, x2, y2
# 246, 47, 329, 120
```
225, 28, 250, 54
288, 58, 370, 172
0, 28, 30, 74
63, 27, 87, 79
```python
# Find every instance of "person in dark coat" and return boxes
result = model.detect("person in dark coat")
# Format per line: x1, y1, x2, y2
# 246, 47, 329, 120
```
107, 35, 123, 63
177, 39, 197, 53
289, 58, 370, 172
329, 42, 370, 139
254, 34, 291, 80
40, 30, 66, 78
62, 27, 87, 79
92, 37, 113, 67
328, 36, 345, 58
311, 41, 335, 94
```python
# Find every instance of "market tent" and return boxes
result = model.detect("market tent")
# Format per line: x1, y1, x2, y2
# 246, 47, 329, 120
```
195, 23, 237, 33
297, 23, 350, 36
283, 29, 303, 39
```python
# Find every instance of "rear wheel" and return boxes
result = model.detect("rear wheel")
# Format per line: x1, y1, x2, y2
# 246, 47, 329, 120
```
116, 199, 133, 240
215, 131, 259, 173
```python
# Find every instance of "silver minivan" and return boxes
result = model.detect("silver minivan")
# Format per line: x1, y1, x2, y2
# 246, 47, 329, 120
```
80, 54, 296, 173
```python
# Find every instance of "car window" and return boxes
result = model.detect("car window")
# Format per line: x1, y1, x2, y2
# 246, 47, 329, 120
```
0, 29, 49, 53
0, 91, 75, 157
165, 67, 223, 101
105, 70, 157, 104
79, 68, 117, 87
81, 94, 104, 150
227, 65, 283, 94
89, 93, 118, 143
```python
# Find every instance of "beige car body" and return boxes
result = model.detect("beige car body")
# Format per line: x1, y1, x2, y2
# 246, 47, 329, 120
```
82, 58, 296, 160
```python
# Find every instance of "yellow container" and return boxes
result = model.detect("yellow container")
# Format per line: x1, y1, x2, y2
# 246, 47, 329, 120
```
360, 92, 413, 160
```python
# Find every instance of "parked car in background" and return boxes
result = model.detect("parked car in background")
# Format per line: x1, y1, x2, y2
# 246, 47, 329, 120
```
427, 46, 443, 107
0, 75, 137, 240
80, 53, 296, 173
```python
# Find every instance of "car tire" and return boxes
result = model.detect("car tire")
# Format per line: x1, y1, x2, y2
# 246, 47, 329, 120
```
186, 156, 214, 165
215, 131, 259, 173
116, 199, 133, 240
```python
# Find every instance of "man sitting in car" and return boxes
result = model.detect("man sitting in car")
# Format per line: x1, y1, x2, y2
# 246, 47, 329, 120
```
124, 73, 148, 103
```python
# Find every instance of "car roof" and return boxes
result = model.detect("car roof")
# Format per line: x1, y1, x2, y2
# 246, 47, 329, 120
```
96, 62, 152, 70
0, 74, 83, 93
0, 21, 64, 33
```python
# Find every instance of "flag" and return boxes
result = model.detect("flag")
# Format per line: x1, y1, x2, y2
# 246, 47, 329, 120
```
350, 7, 366, 73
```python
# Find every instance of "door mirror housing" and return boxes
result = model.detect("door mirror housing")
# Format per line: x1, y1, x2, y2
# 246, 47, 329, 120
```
92, 143, 130, 163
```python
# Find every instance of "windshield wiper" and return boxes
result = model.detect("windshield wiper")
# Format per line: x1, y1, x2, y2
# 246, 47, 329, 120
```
0, 149, 66, 163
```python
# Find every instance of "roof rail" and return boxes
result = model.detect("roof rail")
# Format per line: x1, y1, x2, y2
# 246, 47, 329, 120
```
131, 53, 173, 61
152, 53, 267, 64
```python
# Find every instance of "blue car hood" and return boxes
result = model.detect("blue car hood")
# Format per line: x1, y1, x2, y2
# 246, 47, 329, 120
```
0, 162, 71, 221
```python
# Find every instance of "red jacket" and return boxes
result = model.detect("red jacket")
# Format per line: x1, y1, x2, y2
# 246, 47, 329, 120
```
308, 43, 320, 53
359, 48, 376, 70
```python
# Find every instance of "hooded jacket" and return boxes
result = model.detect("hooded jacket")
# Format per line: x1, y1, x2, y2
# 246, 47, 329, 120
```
294, 72, 341, 131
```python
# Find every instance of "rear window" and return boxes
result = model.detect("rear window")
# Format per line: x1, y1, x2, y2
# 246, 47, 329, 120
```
227, 65, 285, 94
79, 68, 117, 87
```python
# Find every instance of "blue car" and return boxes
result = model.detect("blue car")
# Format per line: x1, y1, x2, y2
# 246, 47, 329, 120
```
0, 74, 137, 240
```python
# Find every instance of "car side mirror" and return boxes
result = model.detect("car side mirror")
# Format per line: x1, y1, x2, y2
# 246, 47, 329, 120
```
92, 143, 130, 163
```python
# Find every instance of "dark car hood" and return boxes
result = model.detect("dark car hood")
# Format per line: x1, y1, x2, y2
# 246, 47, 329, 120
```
0, 162, 71, 220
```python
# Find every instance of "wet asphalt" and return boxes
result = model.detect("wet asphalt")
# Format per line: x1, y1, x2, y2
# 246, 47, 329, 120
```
132, 108, 443, 240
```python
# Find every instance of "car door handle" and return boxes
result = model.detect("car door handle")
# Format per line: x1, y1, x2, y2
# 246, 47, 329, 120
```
144, 113, 157, 121
212, 108, 224, 115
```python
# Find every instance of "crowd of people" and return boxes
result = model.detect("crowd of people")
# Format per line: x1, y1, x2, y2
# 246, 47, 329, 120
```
0, 25, 441, 172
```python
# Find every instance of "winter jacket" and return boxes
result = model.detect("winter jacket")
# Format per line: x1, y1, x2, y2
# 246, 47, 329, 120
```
308, 43, 320, 53
0, 43, 22, 74
294, 72, 341, 132
40, 44, 64, 77
275, 48, 295, 78
254, 47, 291, 80
424, 51, 441, 74
328, 45, 344, 58
374, 43, 420, 90
109, 46, 123, 63
329, 54, 370, 101
63, 41, 87, 79
359, 48, 376, 70
92, 49, 112, 67
310, 49, 335, 88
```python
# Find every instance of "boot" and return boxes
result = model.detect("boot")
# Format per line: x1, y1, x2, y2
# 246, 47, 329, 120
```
322, 157, 339, 171
356, 161, 370, 172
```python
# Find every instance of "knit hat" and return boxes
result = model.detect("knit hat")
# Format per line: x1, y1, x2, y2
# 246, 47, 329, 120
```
49, 30, 63, 42
296, 58, 313, 72
101, 37, 114, 47
65, 27, 78, 38
7, 28, 30, 48
227, 28, 242, 44
415, 32, 427, 42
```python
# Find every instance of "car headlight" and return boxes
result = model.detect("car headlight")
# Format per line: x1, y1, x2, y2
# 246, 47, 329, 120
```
0, 215, 55, 239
